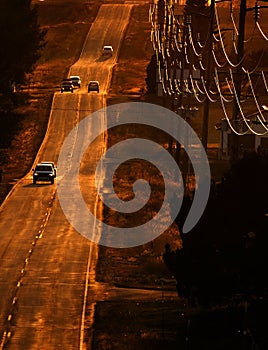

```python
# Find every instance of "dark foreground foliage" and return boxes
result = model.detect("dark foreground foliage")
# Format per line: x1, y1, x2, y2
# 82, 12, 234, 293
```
164, 151, 268, 307
0, 0, 46, 93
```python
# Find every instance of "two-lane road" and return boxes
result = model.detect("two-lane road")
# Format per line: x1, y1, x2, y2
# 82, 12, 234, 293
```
0, 4, 133, 349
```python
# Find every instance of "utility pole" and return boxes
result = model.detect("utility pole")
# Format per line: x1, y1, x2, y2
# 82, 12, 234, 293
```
201, 0, 215, 151
230, 0, 247, 161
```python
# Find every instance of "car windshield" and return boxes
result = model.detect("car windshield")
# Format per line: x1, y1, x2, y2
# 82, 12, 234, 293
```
41, 162, 55, 167
35, 165, 52, 171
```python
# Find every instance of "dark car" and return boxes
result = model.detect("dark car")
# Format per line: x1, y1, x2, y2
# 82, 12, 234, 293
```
88, 81, 100, 93
61, 79, 74, 93
32, 163, 56, 184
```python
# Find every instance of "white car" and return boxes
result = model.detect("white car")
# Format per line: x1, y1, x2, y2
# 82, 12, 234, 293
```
102, 45, 113, 56
70, 76, 81, 88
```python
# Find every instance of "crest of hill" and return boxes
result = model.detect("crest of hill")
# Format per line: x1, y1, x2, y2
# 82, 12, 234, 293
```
176, 0, 256, 7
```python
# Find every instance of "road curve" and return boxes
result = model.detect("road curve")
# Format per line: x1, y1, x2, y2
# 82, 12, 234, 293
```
0, 4, 132, 350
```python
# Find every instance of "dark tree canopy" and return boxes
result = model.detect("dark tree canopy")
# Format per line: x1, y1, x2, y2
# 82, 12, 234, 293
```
0, 0, 46, 92
164, 151, 268, 307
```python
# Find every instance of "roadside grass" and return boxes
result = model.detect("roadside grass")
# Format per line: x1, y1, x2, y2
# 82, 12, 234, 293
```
92, 300, 184, 350
92, 300, 267, 350
96, 123, 181, 289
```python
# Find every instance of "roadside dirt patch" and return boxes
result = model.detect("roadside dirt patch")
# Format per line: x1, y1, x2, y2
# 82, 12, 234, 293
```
92, 300, 185, 350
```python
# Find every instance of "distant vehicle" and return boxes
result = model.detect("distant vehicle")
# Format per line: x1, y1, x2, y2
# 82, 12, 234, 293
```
70, 75, 81, 88
88, 81, 100, 93
32, 163, 56, 184
40, 161, 57, 177
102, 45, 113, 56
61, 79, 74, 93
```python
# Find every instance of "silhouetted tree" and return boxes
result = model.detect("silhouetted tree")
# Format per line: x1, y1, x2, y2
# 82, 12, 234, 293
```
0, 0, 46, 92
164, 151, 268, 306
146, 54, 157, 94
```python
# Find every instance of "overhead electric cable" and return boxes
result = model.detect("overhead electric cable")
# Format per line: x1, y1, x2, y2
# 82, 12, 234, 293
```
246, 70, 268, 130
200, 75, 218, 102
212, 47, 227, 68
261, 70, 268, 93
188, 24, 202, 58
215, 5, 244, 68
230, 69, 268, 135
189, 75, 206, 103
256, 22, 268, 42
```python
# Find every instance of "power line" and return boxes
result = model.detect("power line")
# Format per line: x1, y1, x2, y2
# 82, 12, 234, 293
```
149, 0, 268, 145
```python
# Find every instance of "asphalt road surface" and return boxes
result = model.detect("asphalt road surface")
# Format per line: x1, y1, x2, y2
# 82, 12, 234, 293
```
0, 4, 133, 350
